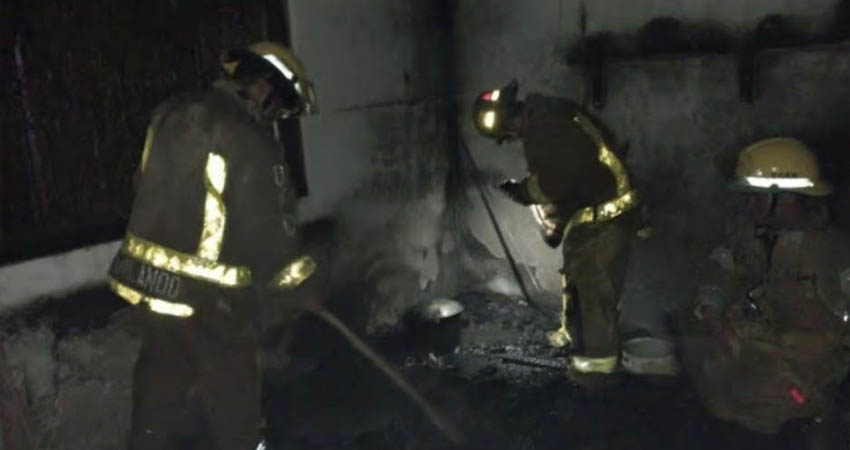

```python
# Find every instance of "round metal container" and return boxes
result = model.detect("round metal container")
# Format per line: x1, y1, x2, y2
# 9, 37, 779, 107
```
621, 336, 679, 376
413, 298, 464, 323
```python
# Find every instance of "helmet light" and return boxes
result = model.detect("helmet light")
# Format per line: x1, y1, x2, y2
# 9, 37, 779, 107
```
482, 110, 497, 129
481, 89, 501, 102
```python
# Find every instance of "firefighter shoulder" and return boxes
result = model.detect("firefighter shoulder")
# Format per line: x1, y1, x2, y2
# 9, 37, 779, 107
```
108, 41, 318, 319
681, 137, 850, 433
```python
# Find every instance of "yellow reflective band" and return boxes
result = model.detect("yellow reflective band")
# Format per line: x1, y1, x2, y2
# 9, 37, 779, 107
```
205, 153, 227, 192
109, 279, 195, 318
124, 233, 252, 287
109, 278, 143, 305
571, 355, 618, 374
598, 147, 630, 195
198, 192, 226, 260
594, 189, 638, 221
271, 255, 317, 290
147, 299, 194, 318
140, 126, 154, 173
572, 207, 597, 224
548, 273, 574, 348
567, 189, 639, 227
573, 113, 631, 196
198, 152, 228, 261
558, 189, 639, 244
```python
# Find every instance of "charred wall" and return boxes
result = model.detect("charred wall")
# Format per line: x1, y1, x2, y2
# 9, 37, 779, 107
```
288, 0, 459, 332
5, 1, 850, 448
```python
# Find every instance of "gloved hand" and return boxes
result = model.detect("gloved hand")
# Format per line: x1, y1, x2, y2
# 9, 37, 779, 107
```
498, 179, 533, 205
542, 229, 563, 248
693, 286, 726, 321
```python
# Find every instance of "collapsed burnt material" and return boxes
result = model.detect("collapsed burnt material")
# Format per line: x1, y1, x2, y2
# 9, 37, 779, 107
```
263, 288, 848, 449
406, 292, 563, 384
1, 245, 848, 448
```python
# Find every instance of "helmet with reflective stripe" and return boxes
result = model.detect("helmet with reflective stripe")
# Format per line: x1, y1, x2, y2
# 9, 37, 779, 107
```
472, 79, 519, 139
731, 137, 832, 196
221, 41, 318, 118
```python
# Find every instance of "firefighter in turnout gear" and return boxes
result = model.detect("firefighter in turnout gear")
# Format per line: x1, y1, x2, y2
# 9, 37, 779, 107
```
471, 80, 641, 381
680, 137, 850, 434
108, 42, 318, 450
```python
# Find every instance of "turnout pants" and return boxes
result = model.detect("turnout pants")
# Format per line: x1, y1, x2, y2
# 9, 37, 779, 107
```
558, 211, 636, 374
128, 295, 263, 450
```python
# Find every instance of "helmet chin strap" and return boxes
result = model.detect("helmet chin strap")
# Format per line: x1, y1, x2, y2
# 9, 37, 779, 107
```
260, 94, 287, 120
767, 193, 778, 218
762, 193, 809, 226
752, 193, 780, 226
261, 92, 303, 120
261, 96, 282, 118
260, 93, 274, 110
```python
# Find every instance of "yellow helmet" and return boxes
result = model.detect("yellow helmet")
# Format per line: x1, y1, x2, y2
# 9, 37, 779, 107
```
221, 41, 318, 118
472, 79, 519, 141
731, 137, 832, 196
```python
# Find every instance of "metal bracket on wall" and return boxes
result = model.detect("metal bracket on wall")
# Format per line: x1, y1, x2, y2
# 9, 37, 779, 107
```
566, 8, 850, 109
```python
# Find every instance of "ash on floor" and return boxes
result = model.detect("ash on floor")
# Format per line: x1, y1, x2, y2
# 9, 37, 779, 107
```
266, 292, 848, 449
2, 289, 847, 449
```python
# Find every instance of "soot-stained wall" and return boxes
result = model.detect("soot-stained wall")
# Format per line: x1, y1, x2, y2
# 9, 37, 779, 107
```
5, 0, 850, 336
454, 0, 850, 333
288, 0, 459, 332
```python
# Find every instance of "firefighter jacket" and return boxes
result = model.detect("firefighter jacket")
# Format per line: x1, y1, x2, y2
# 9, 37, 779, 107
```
683, 216, 850, 433
514, 95, 639, 244
107, 79, 315, 318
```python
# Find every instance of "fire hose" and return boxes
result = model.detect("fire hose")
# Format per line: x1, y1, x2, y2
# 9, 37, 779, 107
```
304, 304, 465, 445
457, 137, 545, 313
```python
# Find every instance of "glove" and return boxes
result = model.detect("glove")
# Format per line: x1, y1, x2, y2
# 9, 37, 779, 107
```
542, 229, 563, 248
498, 180, 533, 206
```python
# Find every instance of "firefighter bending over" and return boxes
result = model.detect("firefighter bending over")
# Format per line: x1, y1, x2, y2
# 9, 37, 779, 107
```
107, 42, 318, 449
471, 80, 642, 383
